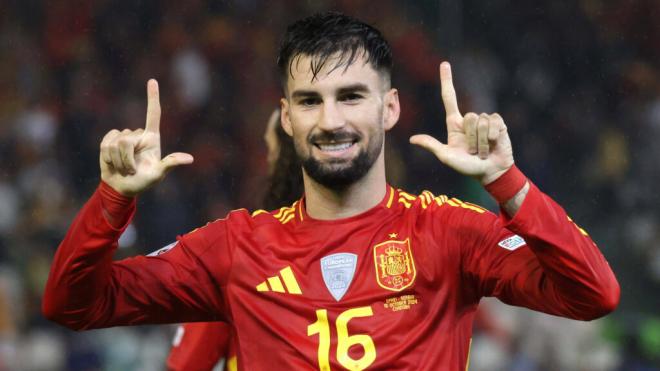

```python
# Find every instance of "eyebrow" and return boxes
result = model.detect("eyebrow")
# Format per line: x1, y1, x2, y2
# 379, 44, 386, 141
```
291, 90, 320, 99
337, 83, 370, 95
290, 83, 371, 100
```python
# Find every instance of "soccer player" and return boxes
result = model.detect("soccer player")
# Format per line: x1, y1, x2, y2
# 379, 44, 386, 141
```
166, 110, 303, 371
43, 12, 619, 370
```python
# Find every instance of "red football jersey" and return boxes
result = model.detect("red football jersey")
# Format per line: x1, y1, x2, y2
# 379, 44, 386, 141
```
167, 322, 236, 371
43, 181, 619, 370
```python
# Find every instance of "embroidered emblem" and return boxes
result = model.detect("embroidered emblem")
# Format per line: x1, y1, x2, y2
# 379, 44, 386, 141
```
498, 235, 526, 251
147, 241, 177, 256
320, 253, 357, 301
374, 238, 416, 292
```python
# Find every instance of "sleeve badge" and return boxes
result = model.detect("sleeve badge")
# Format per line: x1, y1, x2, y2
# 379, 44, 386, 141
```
497, 235, 526, 251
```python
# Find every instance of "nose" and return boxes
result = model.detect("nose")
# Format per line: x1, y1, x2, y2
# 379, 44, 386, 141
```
318, 100, 346, 131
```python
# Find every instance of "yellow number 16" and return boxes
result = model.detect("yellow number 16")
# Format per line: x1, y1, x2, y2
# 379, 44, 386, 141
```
307, 306, 376, 371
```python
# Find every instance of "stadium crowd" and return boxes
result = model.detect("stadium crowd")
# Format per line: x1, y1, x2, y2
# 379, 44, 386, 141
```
0, 0, 658, 370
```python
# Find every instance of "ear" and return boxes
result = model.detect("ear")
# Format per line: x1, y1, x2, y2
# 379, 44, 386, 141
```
383, 88, 400, 131
280, 98, 293, 136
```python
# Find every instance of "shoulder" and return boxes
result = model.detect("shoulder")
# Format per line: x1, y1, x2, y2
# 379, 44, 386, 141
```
394, 188, 489, 217
198, 200, 303, 233
180, 200, 302, 244
249, 199, 303, 226
395, 187, 501, 241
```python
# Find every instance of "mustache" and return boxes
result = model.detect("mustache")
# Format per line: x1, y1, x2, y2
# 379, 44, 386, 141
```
308, 130, 361, 143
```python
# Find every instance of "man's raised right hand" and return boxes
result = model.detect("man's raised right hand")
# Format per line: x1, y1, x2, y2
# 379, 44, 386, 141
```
99, 79, 194, 197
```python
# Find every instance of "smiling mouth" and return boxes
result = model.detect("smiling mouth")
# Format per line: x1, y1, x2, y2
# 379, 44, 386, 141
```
315, 141, 357, 152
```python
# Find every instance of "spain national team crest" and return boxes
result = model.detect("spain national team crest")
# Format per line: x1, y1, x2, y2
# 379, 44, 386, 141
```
373, 238, 416, 292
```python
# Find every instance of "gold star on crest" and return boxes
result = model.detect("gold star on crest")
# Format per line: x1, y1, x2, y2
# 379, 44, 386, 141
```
388, 233, 398, 239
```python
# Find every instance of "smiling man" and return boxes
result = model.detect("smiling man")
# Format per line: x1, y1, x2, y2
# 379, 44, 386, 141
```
280, 46, 398, 217
43, 12, 619, 370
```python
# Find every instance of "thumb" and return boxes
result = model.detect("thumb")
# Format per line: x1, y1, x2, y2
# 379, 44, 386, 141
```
160, 152, 194, 172
410, 134, 451, 165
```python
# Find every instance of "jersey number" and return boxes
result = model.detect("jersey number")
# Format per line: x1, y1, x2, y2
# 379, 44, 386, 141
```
307, 306, 376, 371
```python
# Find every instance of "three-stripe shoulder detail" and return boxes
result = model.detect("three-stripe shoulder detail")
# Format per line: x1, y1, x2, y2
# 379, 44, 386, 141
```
250, 201, 300, 224
395, 189, 486, 214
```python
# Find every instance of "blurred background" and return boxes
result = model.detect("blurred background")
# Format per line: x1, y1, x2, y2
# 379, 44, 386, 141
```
0, 0, 658, 370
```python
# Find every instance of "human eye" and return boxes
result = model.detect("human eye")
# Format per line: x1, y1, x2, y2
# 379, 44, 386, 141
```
298, 97, 321, 107
339, 93, 364, 103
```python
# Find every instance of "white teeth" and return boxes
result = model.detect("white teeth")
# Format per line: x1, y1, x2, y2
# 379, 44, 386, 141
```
318, 142, 352, 151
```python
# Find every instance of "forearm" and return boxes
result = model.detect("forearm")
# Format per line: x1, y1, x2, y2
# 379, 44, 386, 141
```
497, 183, 620, 320
42, 183, 136, 329
43, 182, 227, 330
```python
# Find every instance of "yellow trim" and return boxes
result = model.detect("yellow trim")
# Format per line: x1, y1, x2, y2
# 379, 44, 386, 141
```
256, 281, 269, 292
278, 208, 295, 222
398, 198, 412, 208
422, 191, 434, 205
434, 196, 445, 206
446, 199, 460, 207
251, 209, 268, 217
568, 216, 590, 236
452, 198, 486, 214
227, 356, 238, 371
399, 191, 417, 201
267, 276, 285, 293
298, 200, 304, 221
465, 338, 472, 371
274, 207, 288, 219
386, 186, 395, 208
465, 201, 486, 212
281, 213, 296, 224
280, 266, 302, 294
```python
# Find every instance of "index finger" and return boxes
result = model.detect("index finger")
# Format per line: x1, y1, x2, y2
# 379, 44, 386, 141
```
145, 79, 161, 133
439, 62, 461, 120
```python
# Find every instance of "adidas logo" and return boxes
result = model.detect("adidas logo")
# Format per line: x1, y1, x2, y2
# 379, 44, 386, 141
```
256, 266, 302, 295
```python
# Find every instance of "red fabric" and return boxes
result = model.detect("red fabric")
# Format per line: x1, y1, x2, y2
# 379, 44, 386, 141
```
43, 181, 619, 370
484, 165, 528, 204
167, 322, 232, 371
98, 182, 135, 229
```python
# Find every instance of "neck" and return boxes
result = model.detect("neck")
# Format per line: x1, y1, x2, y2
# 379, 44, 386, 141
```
303, 151, 387, 220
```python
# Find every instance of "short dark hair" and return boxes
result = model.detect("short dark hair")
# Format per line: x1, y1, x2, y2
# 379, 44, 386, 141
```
277, 12, 393, 89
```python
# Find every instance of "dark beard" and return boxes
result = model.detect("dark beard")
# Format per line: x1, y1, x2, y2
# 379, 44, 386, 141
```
300, 130, 383, 190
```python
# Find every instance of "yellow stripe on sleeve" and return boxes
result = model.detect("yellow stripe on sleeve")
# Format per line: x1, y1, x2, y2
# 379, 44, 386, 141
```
274, 207, 288, 219
398, 198, 412, 208
251, 209, 268, 217
399, 191, 417, 201
281, 212, 296, 224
